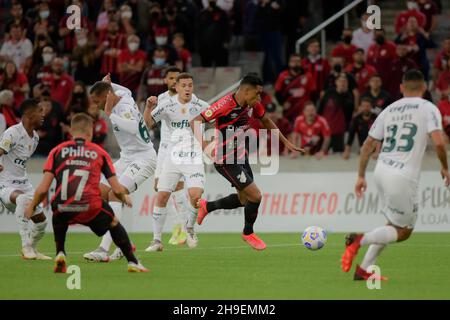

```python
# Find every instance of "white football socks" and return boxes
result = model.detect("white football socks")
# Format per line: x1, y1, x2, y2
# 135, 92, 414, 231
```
185, 199, 198, 230
172, 189, 188, 229
29, 219, 47, 249
361, 225, 398, 246
360, 244, 386, 270
99, 201, 123, 252
15, 194, 31, 248
152, 206, 167, 242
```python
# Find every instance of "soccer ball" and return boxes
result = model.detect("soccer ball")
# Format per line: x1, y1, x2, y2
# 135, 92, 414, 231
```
301, 226, 327, 250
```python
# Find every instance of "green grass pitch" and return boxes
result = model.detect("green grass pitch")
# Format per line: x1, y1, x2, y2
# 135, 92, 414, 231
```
0, 232, 449, 299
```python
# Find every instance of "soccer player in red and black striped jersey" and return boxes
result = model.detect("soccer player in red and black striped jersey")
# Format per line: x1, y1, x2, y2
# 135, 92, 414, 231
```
25, 113, 148, 273
190, 74, 304, 250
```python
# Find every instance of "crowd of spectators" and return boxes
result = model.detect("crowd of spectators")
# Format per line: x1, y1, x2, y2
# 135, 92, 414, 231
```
0, 0, 448, 160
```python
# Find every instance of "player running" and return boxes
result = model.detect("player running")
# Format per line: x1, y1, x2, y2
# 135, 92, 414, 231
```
342, 70, 450, 280
83, 74, 157, 262
25, 113, 148, 272
191, 73, 304, 250
155, 67, 190, 246
143, 73, 209, 251
0, 99, 50, 260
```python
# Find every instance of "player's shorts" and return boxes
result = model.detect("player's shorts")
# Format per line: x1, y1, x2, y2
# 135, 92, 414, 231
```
214, 162, 254, 191
374, 165, 418, 229
101, 152, 157, 193
0, 179, 43, 216
157, 161, 205, 192
53, 200, 115, 236
155, 142, 169, 179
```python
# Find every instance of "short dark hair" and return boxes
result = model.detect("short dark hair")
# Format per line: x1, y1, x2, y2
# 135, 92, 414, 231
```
71, 113, 93, 131
360, 97, 373, 105
240, 73, 263, 87
20, 99, 39, 116
289, 53, 302, 60
164, 66, 181, 77
355, 48, 365, 54
89, 81, 111, 95
176, 72, 193, 82
402, 69, 425, 83
307, 38, 320, 47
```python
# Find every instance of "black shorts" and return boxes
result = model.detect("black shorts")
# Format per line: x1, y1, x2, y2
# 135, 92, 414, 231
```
52, 200, 115, 237
214, 162, 254, 191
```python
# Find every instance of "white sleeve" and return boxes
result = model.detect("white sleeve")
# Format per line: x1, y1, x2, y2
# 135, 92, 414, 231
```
151, 103, 166, 123
426, 103, 442, 133
0, 127, 15, 153
110, 104, 138, 135
368, 110, 386, 141
0, 115, 6, 136
112, 82, 132, 97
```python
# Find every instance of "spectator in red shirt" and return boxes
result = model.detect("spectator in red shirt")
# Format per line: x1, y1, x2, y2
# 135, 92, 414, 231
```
436, 57, 450, 95
395, 0, 427, 34
344, 48, 377, 94
367, 29, 397, 89
42, 57, 75, 112
118, 34, 147, 97
291, 101, 331, 159
1, 61, 29, 114
433, 37, 450, 81
417, 0, 438, 32
302, 38, 330, 102
96, 19, 126, 82
331, 28, 358, 66
342, 97, 377, 160
137, 47, 168, 106
361, 74, 392, 114
0, 90, 19, 135
172, 33, 192, 72
385, 42, 418, 99
318, 74, 354, 153
275, 53, 315, 123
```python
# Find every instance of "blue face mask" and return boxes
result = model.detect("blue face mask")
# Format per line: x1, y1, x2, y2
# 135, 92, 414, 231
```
154, 58, 166, 66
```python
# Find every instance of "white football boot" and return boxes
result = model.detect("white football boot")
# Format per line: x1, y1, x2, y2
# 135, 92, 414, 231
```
186, 229, 199, 248
145, 240, 163, 252
22, 245, 37, 260
83, 248, 109, 262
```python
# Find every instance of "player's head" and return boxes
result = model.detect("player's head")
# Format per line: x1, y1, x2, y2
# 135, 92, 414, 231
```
89, 81, 112, 110
360, 97, 373, 115
176, 73, 194, 102
400, 69, 426, 97
237, 73, 263, 107
164, 66, 181, 94
303, 101, 317, 122
369, 74, 382, 90
70, 113, 94, 141
20, 98, 44, 129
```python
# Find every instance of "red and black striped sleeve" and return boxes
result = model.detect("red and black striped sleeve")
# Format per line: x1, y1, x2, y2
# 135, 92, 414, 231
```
43, 146, 59, 174
201, 95, 234, 122
252, 102, 266, 119
100, 149, 116, 179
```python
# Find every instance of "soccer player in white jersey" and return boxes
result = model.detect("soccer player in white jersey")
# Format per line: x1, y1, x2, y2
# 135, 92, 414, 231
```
0, 99, 50, 260
342, 70, 450, 281
83, 74, 157, 262
143, 73, 209, 251
155, 67, 190, 246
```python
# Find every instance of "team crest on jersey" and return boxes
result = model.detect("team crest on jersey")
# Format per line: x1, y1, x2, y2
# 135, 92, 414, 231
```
181, 107, 187, 115
1, 139, 11, 150
123, 112, 132, 119
205, 110, 213, 118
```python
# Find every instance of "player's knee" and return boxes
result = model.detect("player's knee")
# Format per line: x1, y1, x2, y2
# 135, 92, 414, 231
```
110, 217, 119, 228
247, 189, 262, 204
156, 192, 171, 207
397, 228, 413, 242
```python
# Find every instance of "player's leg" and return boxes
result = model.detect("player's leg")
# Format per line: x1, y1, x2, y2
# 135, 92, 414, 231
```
168, 180, 188, 245
52, 211, 69, 273
185, 187, 203, 248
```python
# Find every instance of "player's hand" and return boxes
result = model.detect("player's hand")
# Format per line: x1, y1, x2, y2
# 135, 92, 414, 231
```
354, 176, 367, 198
24, 204, 34, 220
286, 142, 305, 154
145, 96, 158, 110
102, 73, 112, 84
123, 194, 132, 208
441, 169, 450, 187
104, 90, 121, 116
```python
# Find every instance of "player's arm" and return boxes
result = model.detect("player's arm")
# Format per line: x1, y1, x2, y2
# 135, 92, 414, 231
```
104, 91, 139, 135
430, 130, 450, 186
355, 136, 379, 198
189, 114, 208, 150
143, 96, 158, 128
259, 114, 305, 153
107, 176, 132, 208
0, 148, 4, 172
25, 172, 54, 219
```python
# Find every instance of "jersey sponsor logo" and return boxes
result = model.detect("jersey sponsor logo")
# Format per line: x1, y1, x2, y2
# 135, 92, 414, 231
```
61, 146, 98, 160
189, 172, 204, 179
389, 104, 419, 113
14, 158, 27, 167
57, 204, 90, 212
237, 171, 247, 183
171, 120, 190, 129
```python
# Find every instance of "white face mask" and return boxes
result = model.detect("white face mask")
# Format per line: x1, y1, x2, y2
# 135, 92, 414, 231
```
155, 36, 168, 46
128, 42, 139, 52
77, 38, 87, 46
121, 11, 132, 19
39, 10, 50, 19
42, 53, 53, 64
407, 1, 418, 10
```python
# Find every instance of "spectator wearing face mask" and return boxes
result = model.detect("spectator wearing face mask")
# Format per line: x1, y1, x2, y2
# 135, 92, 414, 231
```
137, 47, 168, 107
31, 33, 54, 69
342, 97, 377, 160
275, 53, 315, 123
96, 19, 126, 82
395, 0, 427, 34
31, 1, 59, 44
352, 13, 375, 57
59, 0, 92, 53
344, 48, 377, 94
96, 0, 117, 32
331, 28, 358, 66
29, 45, 55, 87
118, 35, 147, 96
301, 38, 330, 102
0, 90, 19, 135
367, 28, 397, 89
72, 30, 101, 85
384, 43, 417, 100
0, 24, 33, 73
150, 27, 178, 65
42, 57, 75, 112
361, 74, 392, 115
172, 33, 192, 72
1, 61, 29, 114
119, 4, 136, 36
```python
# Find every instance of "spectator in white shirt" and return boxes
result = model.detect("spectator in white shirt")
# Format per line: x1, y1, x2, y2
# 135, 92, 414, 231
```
0, 24, 33, 73
352, 13, 374, 57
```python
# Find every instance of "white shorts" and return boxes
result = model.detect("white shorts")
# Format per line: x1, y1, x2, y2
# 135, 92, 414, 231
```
102, 153, 156, 193
0, 180, 43, 216
374, 165, 418, 229
157, 161, 205, 192
155, 142, 169, 179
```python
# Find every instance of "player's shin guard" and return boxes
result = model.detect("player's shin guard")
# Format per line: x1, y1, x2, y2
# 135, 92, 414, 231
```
243, 201, 260, 235
110, 222, 138, 264
152, 206, 168, 241
52, 215, 68, 255
15, 194, 31, 247
30, 219, 47, 249
206, 193, 242, 213
99, 201, 123, 251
